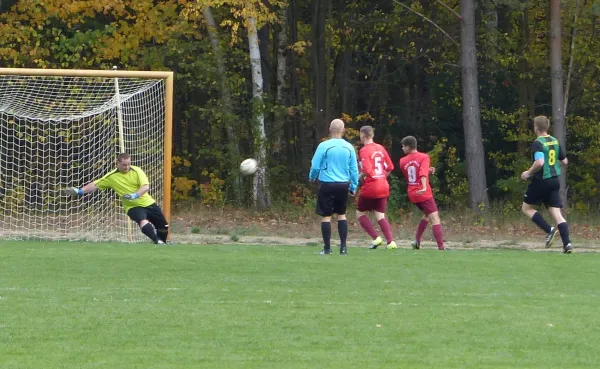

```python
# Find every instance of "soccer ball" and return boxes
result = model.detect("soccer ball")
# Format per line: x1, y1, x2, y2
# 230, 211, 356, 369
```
240, 158, 258, 176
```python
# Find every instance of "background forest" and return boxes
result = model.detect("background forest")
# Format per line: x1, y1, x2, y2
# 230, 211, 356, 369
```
1, 0, 599, 217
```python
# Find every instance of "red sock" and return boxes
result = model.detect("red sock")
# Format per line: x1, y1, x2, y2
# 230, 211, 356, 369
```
358, 215, 378, 239
432, 224, 444, 250
415, 219, 429, 242
377, 218, 393, 244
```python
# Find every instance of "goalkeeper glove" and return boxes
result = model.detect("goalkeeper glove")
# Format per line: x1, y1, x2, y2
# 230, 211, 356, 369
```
123, 193, 140, 200
64, 187, 83, 197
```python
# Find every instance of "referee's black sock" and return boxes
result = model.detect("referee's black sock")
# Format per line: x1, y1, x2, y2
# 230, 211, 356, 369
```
531, 212, 552, 234
338, 220, 348, 248
321, 221, 331, 250
557, 222, 571, 246
141, 223, 160, 243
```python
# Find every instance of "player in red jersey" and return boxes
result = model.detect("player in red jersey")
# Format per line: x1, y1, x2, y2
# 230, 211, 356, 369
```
356, 126, 397, 249
399, 136, 445, 250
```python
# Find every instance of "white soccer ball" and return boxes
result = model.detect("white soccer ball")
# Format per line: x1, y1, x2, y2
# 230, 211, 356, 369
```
240, 158, 258, 176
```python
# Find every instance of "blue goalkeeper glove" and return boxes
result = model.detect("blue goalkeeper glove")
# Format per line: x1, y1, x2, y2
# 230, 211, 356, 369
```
63, 187, 83, 197
123, 193, 140, 201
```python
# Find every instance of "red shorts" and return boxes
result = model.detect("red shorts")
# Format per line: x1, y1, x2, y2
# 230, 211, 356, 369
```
414, 197, 438, 216
357, 196, 388, 213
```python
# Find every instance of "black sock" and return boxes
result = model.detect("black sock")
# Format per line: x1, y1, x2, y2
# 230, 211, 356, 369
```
141, 223, 160, 243
157, 226, 169, 243
321, 222, 331, 249
557, 222, 571, 246
338, 220, 348, 248
531, 212, 552, 234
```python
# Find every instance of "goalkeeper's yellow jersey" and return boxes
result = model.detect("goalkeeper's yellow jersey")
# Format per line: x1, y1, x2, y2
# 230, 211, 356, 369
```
94, 165, 156, 212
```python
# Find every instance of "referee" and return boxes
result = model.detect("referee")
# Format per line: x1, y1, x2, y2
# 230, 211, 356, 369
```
309, 119, 359, 255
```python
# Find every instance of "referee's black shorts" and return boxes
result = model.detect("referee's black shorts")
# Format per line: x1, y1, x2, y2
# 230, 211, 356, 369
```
127, 203, 169, 228
523, 177, 562, 208
316, 182, 350, 217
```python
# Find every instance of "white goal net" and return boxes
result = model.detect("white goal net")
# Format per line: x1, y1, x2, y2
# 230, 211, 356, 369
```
0, 70, 171, 242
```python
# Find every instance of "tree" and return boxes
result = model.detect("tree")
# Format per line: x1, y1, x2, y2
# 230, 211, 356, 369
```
248, 15, 271, 208
550, 0, 567, 209
201, 6, 242, 203
312, 0, 328, 139
460, 0, 489, 210
273, 1, 288, 161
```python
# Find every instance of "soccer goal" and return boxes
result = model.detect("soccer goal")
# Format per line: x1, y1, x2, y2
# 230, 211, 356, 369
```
0, 68, 173, 242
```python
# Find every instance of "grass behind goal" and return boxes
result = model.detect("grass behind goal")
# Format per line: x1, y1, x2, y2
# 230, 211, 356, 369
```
0, 242, 598, 368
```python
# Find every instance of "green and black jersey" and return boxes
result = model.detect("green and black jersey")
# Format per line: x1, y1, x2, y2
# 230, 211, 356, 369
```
531, 135, 565, 180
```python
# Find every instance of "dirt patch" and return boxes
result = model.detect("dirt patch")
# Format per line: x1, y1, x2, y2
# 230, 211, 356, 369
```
169, 205, 599, 252
173, 234, 599, 252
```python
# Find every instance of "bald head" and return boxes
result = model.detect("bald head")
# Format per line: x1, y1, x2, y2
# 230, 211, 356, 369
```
329, 119, 345, 137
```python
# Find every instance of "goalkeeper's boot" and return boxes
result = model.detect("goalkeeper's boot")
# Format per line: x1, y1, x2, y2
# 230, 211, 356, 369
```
545, 227, 558, 248
411, 240, 421, 250
563, 243, 574, 254
320, 248, 331, 255
369, 236, 383, 249
340, 246, 348, 255
386, 241, 398, 250
155, 240, 165, 245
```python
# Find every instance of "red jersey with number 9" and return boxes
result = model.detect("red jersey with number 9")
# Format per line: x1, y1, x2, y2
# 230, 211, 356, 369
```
399, 151, 433, 203
358, 143, 394, 198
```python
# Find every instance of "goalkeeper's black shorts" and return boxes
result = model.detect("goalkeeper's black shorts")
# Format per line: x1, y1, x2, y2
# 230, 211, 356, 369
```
127, 203, 168, 228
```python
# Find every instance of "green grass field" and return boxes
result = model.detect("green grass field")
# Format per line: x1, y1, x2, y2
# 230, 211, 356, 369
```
0, 242, 598, 369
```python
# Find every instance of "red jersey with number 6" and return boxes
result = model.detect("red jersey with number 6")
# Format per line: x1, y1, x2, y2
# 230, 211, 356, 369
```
358, 143, 394, 199
399, 151, 433, 203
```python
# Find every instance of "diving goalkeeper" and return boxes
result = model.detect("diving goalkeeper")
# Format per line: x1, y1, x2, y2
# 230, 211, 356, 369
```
64, 153, 169, 244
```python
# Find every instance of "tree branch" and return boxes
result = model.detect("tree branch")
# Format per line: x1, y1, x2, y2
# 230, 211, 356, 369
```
392, 0, 459, 47
436, 0, 462, 20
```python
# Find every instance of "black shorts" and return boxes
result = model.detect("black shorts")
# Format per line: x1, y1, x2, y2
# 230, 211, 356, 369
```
524, 177, 562, 208
316, 182, 350, 217
127, 203, 169, 229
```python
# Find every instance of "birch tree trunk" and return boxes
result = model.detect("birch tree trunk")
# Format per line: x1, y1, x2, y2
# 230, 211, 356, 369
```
460, 0, 489, 211
248, 16, 271, 208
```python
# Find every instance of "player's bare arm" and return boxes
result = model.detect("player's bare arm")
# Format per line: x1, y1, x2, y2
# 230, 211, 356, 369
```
416, 176, 428, 194
123, 184, 150, 201
136, 184, 150, 197
63, 182, 98, 197
521, 158, 544, 180
561, 157, 568, 166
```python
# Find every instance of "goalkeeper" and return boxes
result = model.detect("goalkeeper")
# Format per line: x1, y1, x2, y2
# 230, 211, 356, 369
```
64, 153, 169, 244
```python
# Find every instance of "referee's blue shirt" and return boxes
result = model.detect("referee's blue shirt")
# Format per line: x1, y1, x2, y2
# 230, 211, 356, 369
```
309, 138, 359, 192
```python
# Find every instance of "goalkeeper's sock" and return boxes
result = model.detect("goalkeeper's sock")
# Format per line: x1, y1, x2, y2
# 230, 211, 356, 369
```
141, 223, 160, 243
157, 228, 169, 243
